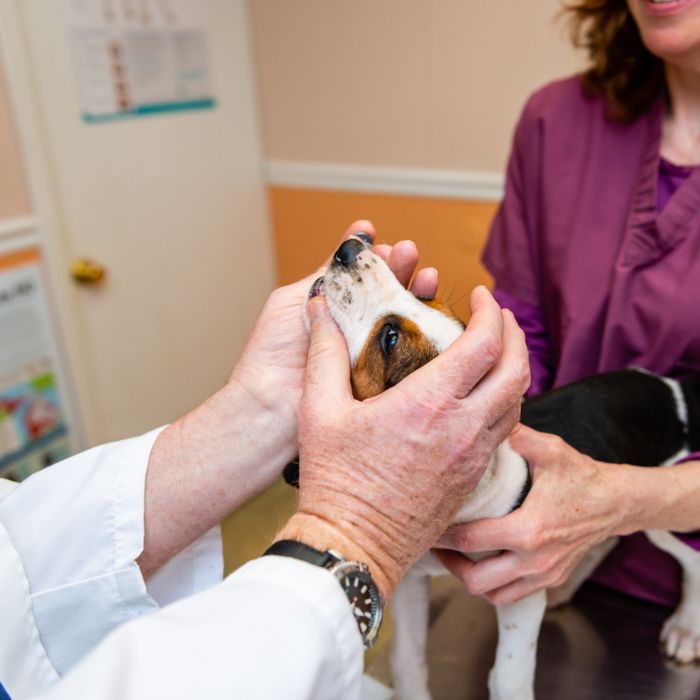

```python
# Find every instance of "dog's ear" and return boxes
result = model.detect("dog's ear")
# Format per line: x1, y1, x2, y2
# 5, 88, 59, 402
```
420, 298, 466, 329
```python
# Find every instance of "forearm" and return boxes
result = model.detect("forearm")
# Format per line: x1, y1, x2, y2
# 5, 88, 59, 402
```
138, 380, 297, 578
617, 460, 700, 535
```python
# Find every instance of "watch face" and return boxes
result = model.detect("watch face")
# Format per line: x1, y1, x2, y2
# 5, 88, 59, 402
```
331, 561, 383, 647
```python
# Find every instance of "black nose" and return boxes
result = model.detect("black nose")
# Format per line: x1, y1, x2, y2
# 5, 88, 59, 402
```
334, 238, 364, 267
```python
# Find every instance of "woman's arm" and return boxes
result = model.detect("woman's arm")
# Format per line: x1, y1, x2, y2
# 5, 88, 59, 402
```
137, 225, 443, 578
435, 425, 700, 605
492, 288, 553, 396
628, 454, 700, 533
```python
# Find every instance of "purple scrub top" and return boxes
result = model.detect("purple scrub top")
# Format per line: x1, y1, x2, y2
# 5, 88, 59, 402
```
482, 76, 700, 608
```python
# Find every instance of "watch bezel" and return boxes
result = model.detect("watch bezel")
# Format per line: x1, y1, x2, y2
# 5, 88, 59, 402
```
327, 559, 383, 648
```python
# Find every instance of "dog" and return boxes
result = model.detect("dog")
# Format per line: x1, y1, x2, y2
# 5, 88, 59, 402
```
286, 237, 700, 700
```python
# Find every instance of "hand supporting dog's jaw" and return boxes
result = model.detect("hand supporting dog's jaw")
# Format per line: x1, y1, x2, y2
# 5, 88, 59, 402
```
276, 287, 529, 600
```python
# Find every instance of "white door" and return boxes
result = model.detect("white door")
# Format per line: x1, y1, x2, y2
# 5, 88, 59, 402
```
0, 0, 275, 445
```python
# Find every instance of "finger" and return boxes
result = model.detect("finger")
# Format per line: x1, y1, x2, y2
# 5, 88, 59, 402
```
507, 424, 564, 467
410, 267, 438, 300
386, 240, 419, 287
486, 403, 521, 444
463, 308, 529, 426
458, 550, 525, 596
302, 296, 353, 412
438, 513, 524, 553
375, 242, 437, 298
401, 286, 504, 399
486, 577, 542, 606
432, 549, 477, 585
373, 243, 392, 262
343, 219, 376, 245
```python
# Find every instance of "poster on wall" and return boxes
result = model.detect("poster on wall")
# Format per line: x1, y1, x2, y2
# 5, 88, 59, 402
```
0, 250, 72, 481
66, 0, 216, 123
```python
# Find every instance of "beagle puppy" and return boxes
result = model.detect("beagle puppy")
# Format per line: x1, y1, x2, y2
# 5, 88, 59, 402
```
289, 238, 700, 700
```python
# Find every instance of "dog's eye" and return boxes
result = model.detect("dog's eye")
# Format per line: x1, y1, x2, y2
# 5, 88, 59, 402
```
379, 323, 399, 357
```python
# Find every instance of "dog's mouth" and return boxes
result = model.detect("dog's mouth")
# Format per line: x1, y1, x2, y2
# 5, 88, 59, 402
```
308, 276, 325, 299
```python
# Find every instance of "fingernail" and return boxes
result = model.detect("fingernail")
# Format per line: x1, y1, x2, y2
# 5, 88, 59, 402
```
355, 231, 373, 245
307, 296, 328, 321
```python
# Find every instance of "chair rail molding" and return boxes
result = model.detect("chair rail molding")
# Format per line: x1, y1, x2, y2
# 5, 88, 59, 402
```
264, 161, 504, 202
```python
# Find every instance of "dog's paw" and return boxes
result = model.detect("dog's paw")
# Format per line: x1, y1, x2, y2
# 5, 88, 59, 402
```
661, 610, 700, 664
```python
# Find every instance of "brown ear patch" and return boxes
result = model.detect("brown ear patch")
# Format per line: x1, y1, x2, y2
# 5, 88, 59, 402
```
350, 314, 439, 400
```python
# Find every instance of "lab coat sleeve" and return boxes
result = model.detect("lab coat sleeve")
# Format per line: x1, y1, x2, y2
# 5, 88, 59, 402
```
0, 428, 223, 677
36, 556, 364, 700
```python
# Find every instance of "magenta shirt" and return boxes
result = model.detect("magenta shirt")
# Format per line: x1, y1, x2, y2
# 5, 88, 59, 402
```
482, 76, 700, 608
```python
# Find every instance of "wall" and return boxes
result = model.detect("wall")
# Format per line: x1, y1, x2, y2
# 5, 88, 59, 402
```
1, 0, 276, 446
0, 58, 31, 221
269, 186, 497, 321
250, 1, 587, 304
251, 0, 584, 172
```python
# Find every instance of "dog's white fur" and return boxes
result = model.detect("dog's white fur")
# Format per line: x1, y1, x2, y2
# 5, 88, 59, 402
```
322, 250, 464, 364
319, 242, 700, 700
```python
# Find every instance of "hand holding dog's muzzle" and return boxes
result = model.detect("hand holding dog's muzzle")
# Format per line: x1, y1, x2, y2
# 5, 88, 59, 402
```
277, 287, 529, 600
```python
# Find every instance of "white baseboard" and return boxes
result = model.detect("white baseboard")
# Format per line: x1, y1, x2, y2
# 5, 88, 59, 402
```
264, 161, 504, 202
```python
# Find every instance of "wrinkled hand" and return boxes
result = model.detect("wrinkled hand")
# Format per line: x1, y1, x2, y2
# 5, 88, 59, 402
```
435, 425, 630, 605
278, 287, 529, 598
230, 220, 439, 450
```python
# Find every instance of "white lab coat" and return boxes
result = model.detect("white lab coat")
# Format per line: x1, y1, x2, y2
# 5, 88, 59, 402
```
0, 430, 366, 699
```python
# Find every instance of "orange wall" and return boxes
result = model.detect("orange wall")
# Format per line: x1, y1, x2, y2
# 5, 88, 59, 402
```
269, 186, 497, 322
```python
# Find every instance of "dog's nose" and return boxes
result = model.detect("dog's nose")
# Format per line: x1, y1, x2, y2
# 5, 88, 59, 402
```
334, 238, 364, 267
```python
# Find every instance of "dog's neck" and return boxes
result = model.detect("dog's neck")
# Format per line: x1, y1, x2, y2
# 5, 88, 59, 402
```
452, 441, 530, 523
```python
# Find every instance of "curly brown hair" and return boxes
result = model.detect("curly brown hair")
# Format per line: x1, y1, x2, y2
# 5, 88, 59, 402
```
565, 0, 664, 122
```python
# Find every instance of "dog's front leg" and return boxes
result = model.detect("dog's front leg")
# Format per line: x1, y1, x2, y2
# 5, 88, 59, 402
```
489, 589, 546, 700
390, 570, 432, 700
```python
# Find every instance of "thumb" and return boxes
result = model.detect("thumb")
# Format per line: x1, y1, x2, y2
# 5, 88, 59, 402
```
507, 424, 560, 468
303, 296, 353, 410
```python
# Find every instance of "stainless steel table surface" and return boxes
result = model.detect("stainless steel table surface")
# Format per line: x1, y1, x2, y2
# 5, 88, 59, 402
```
367, 576, 700, 699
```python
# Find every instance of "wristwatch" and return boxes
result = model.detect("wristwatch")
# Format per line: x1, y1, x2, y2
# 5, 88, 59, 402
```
264, 539, 384, 648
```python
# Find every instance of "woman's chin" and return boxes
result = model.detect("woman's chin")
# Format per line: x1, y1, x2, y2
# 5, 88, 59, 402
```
641, 28, 700, 66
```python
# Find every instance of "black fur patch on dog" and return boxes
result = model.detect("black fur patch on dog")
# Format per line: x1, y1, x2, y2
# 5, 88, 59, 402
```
520, 369, 689, 466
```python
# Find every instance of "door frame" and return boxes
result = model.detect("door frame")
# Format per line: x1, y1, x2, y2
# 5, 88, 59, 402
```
0, 0, 90, 450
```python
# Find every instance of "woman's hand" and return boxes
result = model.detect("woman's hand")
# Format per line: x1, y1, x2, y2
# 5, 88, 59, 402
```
140, 222, 439, 577
435, 425, 633, 605
230, 220, 438, 449
278, 288, 529, 598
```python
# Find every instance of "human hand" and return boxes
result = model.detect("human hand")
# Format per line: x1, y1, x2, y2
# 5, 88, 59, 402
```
276, 287, 529, 599
435, 425, 631, 605
230, 220, 439, 454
